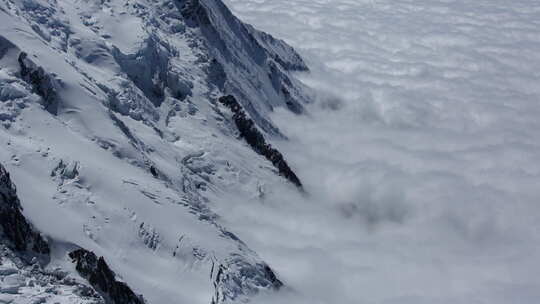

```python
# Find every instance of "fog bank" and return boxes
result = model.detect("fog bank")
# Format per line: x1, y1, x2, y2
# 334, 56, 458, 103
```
219, 1, 540, 303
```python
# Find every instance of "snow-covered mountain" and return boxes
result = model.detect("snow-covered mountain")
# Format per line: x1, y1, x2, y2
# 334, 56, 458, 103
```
0, 0, 310, 303
4, 0, 540, 303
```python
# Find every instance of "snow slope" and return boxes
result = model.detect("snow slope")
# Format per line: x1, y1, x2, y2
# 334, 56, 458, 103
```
0, 0, 310, 303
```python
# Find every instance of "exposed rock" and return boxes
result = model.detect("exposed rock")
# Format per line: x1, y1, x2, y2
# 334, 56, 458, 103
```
219, 95, 302, 188
0, 166, 103, 303
0, 244, 104, 304
149, 166, 158, 178
69, 249, 145, 304
17, 52, 60, 115
0, 163, 50, 255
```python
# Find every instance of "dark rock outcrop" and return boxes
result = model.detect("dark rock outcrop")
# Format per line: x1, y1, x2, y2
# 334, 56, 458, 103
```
149, 166, 158, 178
18, 52, 60, 114
219, 95, 302, 188
0, 163, 50, 255
69, 248, 145, 304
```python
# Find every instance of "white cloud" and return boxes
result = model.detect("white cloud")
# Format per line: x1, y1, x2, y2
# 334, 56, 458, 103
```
221, 0, 540, 303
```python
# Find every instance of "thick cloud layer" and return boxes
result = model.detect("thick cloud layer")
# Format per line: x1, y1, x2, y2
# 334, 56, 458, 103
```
219, 1, 540, 303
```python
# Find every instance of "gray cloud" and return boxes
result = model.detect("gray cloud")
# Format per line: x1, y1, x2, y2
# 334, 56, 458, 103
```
220, 0, 540, 303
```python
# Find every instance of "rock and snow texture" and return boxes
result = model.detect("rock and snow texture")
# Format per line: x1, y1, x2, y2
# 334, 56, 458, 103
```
0, 0, 308, 303
218, 95, 302, 188
0, 250, 104, 304
0, 163, 48, 255
69, 248, 145, 304
1, 162, 103, 304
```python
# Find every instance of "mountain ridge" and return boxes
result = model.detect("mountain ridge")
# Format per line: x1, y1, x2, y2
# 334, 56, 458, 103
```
0, 0, 311, 303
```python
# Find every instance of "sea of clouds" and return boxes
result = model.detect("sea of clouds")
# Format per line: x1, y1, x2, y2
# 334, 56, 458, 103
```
219, 1, 540, 303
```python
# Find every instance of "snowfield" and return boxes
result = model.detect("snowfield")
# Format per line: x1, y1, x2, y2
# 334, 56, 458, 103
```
0, 0, 307, 303
221, 1, 540, 304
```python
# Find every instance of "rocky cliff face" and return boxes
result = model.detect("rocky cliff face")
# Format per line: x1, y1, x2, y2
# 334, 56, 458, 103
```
70, 249, 145, 304
18, 52, 60, 115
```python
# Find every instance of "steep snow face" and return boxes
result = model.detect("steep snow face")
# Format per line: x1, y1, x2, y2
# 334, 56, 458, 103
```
219, 1, 540, 304
0, 0, 309, 303
1, 162, 102, 304
177, 0, 311, 133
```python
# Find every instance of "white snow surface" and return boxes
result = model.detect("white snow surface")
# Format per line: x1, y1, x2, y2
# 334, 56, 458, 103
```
0, 0, 305, 303
218, 1, 540, 304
